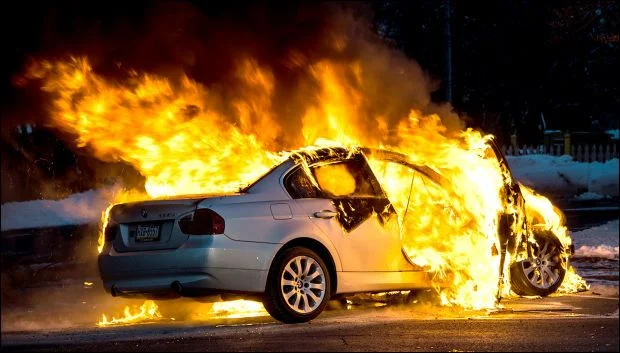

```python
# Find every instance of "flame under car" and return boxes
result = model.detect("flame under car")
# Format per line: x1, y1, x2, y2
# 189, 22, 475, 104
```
98, 146, 570, 323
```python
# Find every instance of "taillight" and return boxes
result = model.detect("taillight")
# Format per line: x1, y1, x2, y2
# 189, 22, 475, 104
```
178, 208, 225, 235
105, 222, 119, 243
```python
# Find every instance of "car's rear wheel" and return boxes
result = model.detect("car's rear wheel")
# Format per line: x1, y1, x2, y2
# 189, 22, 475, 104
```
510, 233, 567, 296
263, 247, 331, 323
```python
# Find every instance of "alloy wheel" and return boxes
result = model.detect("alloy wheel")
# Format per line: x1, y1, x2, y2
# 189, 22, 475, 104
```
280, 255, 326, 314
520, 237, 564, 289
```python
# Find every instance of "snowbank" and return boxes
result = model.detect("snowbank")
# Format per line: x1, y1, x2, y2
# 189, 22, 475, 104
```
0, 185, 121, 232
506, 155, 619, 198
570, 220, 619, 259
574, 192, 610, 200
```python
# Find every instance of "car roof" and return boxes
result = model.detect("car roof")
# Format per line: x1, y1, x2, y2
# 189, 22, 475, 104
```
361, 148, 443, 186
289, 146, 444, 186
243, 146, 447, 194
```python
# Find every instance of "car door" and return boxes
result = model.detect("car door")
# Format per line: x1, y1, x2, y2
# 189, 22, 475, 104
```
285, 153, 404, 272
366, 155, 456, 271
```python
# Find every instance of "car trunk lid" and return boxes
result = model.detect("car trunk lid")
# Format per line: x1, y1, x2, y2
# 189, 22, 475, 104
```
108, 197, 207, 252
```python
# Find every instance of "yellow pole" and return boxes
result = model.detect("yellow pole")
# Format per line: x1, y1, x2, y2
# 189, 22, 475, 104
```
564, 132, 571, 156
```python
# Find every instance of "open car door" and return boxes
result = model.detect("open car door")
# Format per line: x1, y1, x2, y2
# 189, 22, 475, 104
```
285, 152, 406, 272
363, 149, 454, 272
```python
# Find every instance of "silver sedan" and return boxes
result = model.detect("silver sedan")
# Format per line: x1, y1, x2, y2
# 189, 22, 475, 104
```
99, 147, 568, 323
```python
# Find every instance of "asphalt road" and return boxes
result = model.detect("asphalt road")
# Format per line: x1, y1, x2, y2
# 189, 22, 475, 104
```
2, 292, 618, 352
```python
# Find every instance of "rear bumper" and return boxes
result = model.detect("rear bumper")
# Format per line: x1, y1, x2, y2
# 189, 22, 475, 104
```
98, 234, 280, 296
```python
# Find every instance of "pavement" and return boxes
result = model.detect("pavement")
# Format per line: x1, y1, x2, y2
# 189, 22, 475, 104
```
2, 291, 618, 352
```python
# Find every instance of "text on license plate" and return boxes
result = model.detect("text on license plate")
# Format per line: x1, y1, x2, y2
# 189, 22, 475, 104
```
136, 225, 160, 242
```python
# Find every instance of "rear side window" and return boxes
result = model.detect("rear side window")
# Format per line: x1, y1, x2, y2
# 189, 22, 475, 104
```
285, 168, 320, 199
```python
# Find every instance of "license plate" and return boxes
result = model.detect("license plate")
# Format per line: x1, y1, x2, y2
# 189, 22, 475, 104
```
135, 225, 160, 242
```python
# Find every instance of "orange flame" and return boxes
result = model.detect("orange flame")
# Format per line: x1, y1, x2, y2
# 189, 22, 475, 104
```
98, 300, 268, 326
98, 300, 162, 326
26, 57, 282, 198
26, 55, 585, 314
97, 188, 148, 254
520, 185, 570, 247
210, 300, 268, 319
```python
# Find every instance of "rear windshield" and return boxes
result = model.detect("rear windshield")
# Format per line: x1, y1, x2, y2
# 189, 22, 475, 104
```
239, 158, 290, 193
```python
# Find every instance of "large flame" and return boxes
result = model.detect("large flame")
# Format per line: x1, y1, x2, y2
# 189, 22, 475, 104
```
26, 57, 282, 198
26, 55, 585, 318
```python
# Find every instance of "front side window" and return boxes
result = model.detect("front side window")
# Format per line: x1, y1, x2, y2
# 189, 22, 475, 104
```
311, 159, 380, 199
310, 155, 394, 232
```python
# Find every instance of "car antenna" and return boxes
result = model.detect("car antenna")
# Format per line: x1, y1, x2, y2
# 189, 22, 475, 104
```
401, 170, 416, 227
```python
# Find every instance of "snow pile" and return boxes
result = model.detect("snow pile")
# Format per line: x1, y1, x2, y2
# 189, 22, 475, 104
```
570, 220, 619, 260
0, 184, 122, 232
506, 155, 619, 197
574, 245, 618, 259
574, 192, 609, 200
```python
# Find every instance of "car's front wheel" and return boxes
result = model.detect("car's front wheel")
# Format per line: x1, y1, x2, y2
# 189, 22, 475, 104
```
510, 232, 567, 296
263, 247, 331, 323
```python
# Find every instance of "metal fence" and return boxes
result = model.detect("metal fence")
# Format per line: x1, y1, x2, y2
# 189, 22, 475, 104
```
502, 143, 619, 162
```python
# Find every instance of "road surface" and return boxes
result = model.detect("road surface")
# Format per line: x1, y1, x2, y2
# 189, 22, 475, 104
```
2, 291, 618, 352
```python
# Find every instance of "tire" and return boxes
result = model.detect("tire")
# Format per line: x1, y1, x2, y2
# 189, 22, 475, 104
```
510, 233, 567, 296
263, 247, 331, 323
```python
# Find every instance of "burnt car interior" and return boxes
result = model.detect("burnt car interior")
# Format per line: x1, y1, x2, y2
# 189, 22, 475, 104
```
285, 151, 396, 232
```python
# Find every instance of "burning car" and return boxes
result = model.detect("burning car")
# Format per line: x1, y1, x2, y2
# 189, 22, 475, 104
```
98, 144, 571, 323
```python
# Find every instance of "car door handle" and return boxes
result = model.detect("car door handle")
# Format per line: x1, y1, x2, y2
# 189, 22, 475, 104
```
314, 210, 338, 219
